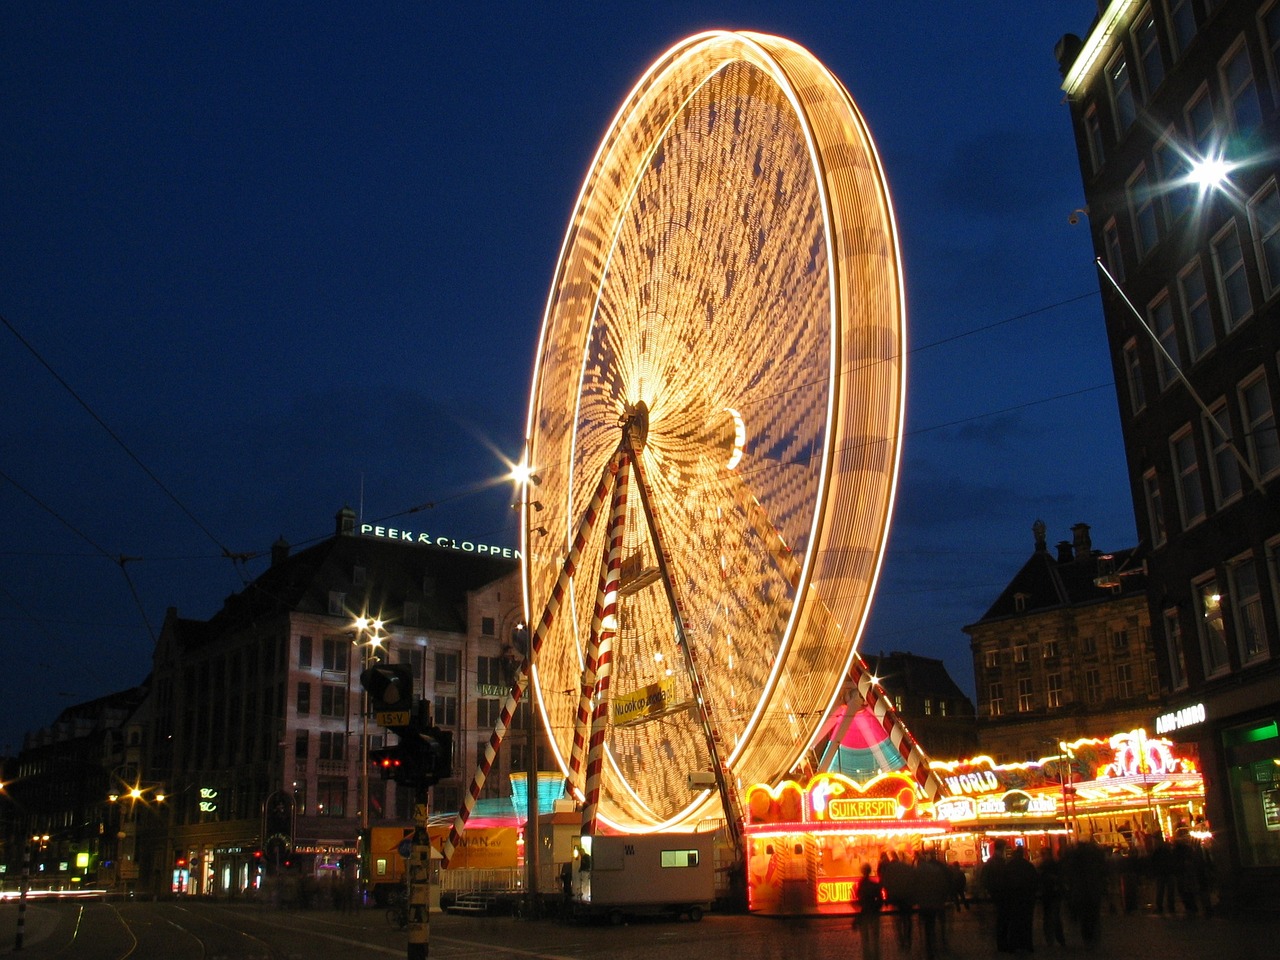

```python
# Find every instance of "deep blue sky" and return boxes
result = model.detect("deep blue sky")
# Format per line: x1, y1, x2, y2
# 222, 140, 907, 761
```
0, 2, 1124, 754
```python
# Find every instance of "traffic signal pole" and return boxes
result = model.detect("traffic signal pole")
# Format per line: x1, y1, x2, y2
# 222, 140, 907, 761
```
407, 786, 431, 960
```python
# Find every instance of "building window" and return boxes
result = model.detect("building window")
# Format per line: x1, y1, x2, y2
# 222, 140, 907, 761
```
1084, 105, 1106, 174
481, 616, 496, 636
1150, 292, 1180, 389
1177, 260, 1215, 362
1103, 218, 1126, 284
1123, 339, 1147, 415
478, 697, 502, 728
1166, 0, 1197, 59
1240, 371, 1280, 480
299, 635, 313, 669
323, 636, 350, 673
319, 731, 346, 761
1155, 133, 1193, 224
434, 695, 458, 727
1013, 642, 1028, 664
939, 700, 948, 717
477, 655, 503, 690
1164, 608, 1188, 691
1047, 673, 1063, 709
1133, 6, 1165, 97
1185, 86, 1216, 159
1230, 557, 1269, 664
984, 649, 998, 669
1128, 166, 1161, 258
1195, 575, 1232, 677
1115, 663, 1135, 699
1082, 632, 1098, 656
295, 730, 309, 759
1204, 400, 1244, 508
317, 778, 346, 818
1043, 637, 1059, 659
1113, 628, 1130, 652
435, 651, 460, 684
328, 591, 346, 616
1248, 179, 1280, 297
320, 683, 347, 719
1211, 222, 1251, 331
1017, 678, 1033, 713
1267, 3, 1280, 93
1143, 469, 1168, 548
1171, 425, 1206, 528
988, 683, 1003, 717
924, 698, 933, 716
296, 682, 311, 716
1084, 668, 1102, 704
1108, 50, 1137, 134
893, 695, 904, 712
1221, 40, 1262, 137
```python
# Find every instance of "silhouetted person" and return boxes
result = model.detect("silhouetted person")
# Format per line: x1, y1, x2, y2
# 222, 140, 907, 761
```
1006, 846, 1039, 953
981, 839, 1012, 953
1151, 835, 1176, 913
1038, 847, 1067, 947
1066, 839, 1107, 948
914, 851, 952, 960
879, 852, 915, 952
854, 862, 885, 960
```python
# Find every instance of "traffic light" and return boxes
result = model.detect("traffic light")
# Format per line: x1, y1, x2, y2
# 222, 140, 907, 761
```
360, 663, 415, 731
369, 727, 453, 789
370, 747, 404, 781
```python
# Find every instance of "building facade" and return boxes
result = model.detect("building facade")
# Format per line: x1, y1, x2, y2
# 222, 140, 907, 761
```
1058, 1, 1280, 906
965, 522, 1159, 764
857, 651, 978, 761
147, 507, 527, 896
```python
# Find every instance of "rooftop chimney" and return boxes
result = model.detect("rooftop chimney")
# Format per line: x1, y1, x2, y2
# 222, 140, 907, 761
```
1072, 522, 1092, 559
1056, 540, 1074, 563
336, 505, 357, 537
271, 535, 290, 567
1033, 519, 1047, 552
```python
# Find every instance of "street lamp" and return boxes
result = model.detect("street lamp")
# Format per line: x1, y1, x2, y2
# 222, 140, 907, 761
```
353, 613, 387, 900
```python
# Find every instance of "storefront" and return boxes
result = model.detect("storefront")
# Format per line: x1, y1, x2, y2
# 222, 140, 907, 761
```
743, 771, 945, 915
1155, 691, 1280, 908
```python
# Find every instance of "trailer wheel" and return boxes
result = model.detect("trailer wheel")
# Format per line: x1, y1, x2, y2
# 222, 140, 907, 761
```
608, 908, 625, 926
688, 906, 703, 922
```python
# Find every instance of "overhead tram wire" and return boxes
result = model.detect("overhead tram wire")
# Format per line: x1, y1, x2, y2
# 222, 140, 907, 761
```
0, 466, 157, 643
0, 309, 253, 580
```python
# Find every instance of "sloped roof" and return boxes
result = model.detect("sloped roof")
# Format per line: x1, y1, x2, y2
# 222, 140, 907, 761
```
967, 542, 1145, 628
866, 651, 969, 701
168, 533, 516, 650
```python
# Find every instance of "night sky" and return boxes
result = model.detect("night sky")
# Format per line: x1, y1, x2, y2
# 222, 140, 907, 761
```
0, 2, 1127, 755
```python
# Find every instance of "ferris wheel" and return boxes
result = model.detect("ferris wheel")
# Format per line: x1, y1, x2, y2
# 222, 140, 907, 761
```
446, 30, 905, 858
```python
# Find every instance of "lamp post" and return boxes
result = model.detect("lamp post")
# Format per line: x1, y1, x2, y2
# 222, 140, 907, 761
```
353, 614, 386, 901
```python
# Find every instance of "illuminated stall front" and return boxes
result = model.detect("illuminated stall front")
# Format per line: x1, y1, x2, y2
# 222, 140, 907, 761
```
744, 772, 945, 915
931, 729, 1205, 863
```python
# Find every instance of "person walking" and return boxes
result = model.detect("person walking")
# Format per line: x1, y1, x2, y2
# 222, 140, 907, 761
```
914, 851, 952, 960
854, 862, 885, 960
981, 839, 1012, 953
879, 852, 916, 952
1006, 846, 1039, 953
1038, 847, 1067, 947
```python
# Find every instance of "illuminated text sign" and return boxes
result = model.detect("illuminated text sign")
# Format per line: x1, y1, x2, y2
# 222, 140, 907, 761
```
829, 797, 897, 820
1155, 703, 1206, 736
361, 525, 520, 559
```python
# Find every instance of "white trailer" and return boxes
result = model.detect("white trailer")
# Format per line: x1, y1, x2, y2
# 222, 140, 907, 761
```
571, 832, 715, 924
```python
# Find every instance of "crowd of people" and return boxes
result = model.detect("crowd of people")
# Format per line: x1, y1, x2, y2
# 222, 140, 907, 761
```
851, 834, 1215, 958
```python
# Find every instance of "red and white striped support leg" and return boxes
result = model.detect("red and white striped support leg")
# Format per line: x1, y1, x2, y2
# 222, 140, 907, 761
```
851, 655, 945, 801
565, 568, 607, 802
441, 451, 624, 866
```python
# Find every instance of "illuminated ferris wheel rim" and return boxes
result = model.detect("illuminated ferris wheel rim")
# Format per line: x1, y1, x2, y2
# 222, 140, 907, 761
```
520, 30, 906, 833
552, 37, 847, 777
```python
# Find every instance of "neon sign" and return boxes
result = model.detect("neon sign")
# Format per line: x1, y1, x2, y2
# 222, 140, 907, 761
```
943, 770, 1000, 795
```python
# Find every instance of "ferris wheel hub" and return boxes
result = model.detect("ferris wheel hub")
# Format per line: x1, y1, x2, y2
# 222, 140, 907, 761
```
622, 401, 649, 450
